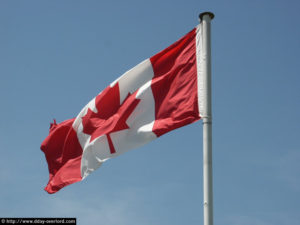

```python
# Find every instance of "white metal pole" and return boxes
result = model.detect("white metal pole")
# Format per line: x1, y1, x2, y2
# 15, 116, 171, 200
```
199, 11, 214, 225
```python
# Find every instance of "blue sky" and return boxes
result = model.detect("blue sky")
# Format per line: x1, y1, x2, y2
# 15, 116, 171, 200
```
0, 0, 299, 224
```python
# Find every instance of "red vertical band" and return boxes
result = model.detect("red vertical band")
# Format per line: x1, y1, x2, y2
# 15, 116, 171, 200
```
150, 28, 200, 137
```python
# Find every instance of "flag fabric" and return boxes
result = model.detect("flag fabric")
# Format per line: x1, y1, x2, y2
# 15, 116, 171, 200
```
41, 25, 205, 194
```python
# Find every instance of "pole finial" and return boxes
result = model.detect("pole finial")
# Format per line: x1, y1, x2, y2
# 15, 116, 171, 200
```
199, 12, 215, 21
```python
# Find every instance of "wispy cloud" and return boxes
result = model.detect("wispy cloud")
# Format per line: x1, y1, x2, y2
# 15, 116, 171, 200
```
223, 215, 272, 225
222, 212, 300, 225
277, 149, 300, 191
39, 188, 156, 225
248, 148, 300, 192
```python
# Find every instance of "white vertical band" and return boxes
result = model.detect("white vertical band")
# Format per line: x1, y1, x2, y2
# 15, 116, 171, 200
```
196, 24, 204, 117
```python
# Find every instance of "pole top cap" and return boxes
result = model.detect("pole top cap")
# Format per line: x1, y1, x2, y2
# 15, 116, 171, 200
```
199, 12, 215, 21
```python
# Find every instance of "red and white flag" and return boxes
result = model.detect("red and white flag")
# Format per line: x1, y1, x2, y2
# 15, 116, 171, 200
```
41, 25, 205, 194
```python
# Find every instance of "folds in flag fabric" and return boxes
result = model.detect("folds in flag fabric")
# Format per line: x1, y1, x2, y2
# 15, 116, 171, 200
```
41, 25, 205, 194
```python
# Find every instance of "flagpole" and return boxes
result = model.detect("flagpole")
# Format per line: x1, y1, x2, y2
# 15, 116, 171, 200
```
199, 11, 214, 225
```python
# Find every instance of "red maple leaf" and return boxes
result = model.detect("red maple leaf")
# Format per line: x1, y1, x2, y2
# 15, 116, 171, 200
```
81, 82, 140, 154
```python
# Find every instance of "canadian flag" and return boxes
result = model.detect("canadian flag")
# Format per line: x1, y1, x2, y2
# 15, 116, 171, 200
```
41, 25, 205, 194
